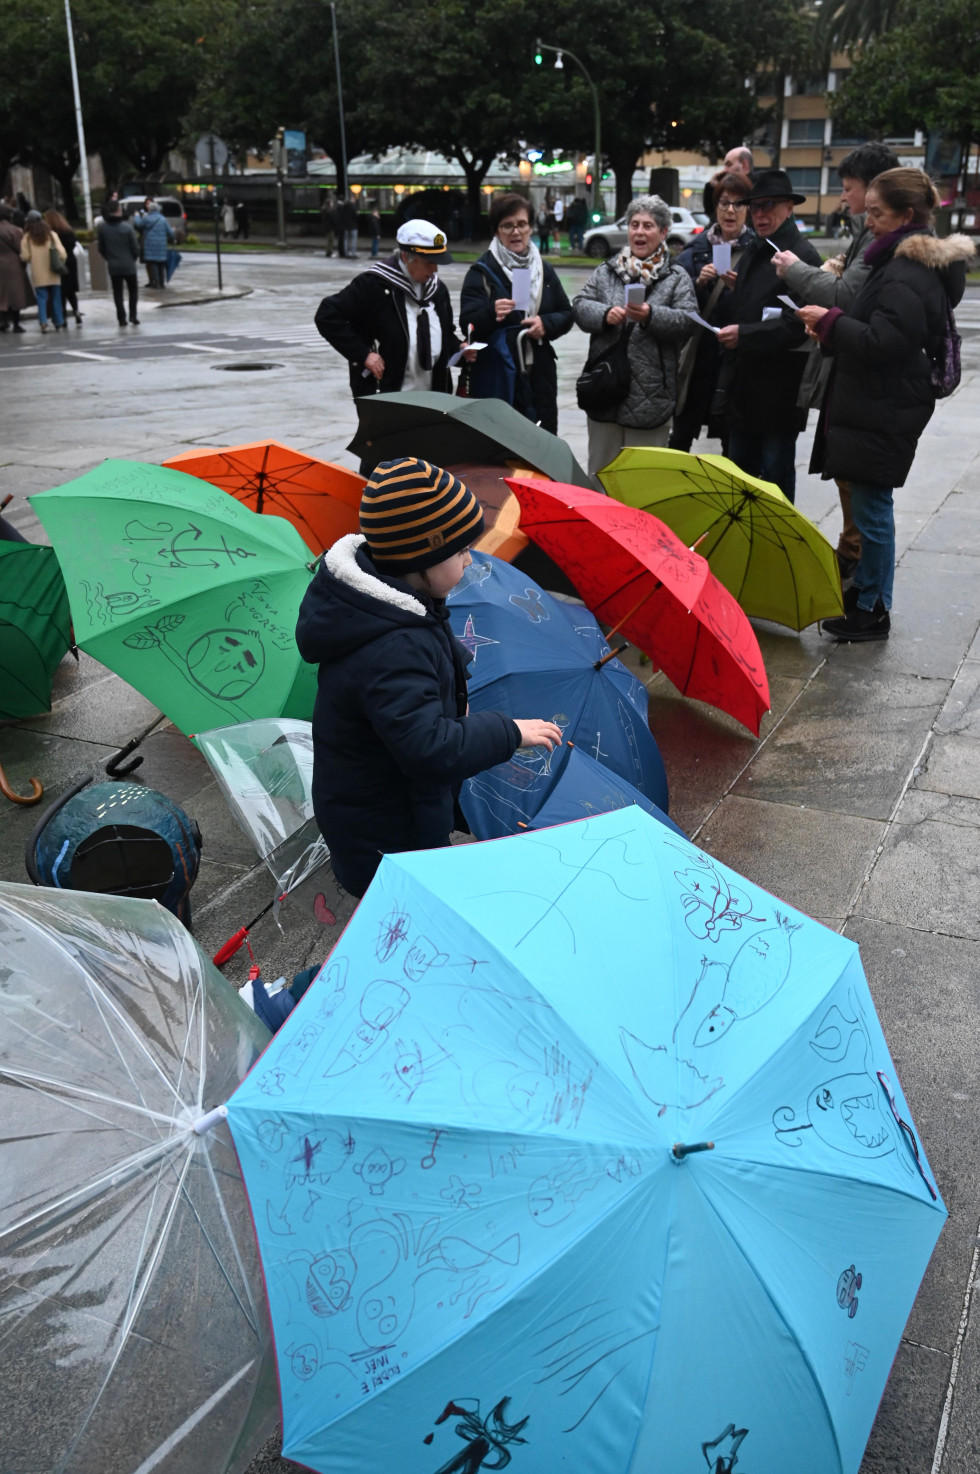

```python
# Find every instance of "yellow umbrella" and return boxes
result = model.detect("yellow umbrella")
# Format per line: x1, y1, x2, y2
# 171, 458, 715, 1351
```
599, 447, 844, 631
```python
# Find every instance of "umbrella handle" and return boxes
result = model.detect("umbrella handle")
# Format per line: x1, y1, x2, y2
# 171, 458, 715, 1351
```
105, 713, 167, 778
0, 761, 43, 806
594, 642, 628, 670
213, 927, 250, 967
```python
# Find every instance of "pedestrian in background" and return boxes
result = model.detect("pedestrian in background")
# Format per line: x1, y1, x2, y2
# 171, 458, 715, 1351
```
221, 199, 235, 238
44, 209, 82, 326
573, 195, 696, 476
536, 202, 551, 255
552, 195, 564, 254
96, 202, 140, 326
670, 169, 754, 454
800, 168, 973, 642
337, 195, 359, 258
566, 195, 588, 253
369, 205, 381, 258
703, 145, 755, 217
460, 191, 573, 434
134, 200, 174, 288
19, 211, 67, 333
321, 194, 338, 258
0, 203, 32, 333
772, 141, 901, 579
715, 169, 822, 502
234, 200, 250, 240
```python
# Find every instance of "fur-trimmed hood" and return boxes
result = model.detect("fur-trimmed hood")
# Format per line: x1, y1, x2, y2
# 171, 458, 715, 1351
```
297, 532, 441, 669
895, 232, 976, 268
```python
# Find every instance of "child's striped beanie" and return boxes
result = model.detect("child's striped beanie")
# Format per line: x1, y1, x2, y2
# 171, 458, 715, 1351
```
359, 458, 484, 572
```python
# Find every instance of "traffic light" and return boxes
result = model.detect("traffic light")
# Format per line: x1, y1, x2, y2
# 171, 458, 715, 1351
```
534, 39, 543, 64
585, 172, 593, 186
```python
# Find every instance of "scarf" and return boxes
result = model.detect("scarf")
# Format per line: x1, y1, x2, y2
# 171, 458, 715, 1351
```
369, 251, 439, 369
611, 239, 671, 285
863, 223, 924, 268
488, 235, 544, 315
705, 221, 754, 248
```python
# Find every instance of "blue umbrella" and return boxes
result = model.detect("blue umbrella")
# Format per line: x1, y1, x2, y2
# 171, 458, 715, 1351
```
447, 553, 668, 837
224, 809, 944, 1474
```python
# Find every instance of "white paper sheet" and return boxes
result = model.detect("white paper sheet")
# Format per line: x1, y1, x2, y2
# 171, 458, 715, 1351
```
624, 283, 646, 309
712, 243, 732, 274
762, 306, 784, 320
511, 267, 531, 313
686, 310, 720, 335
777, 294, 798, 310
448, 342, 488, 367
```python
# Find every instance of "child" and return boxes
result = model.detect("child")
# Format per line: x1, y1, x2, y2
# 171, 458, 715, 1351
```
296, 458, 562, 897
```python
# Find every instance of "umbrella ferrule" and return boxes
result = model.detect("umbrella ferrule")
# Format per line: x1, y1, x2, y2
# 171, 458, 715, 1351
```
671, 1140, 715, 1161
192, 1104, 229, 1136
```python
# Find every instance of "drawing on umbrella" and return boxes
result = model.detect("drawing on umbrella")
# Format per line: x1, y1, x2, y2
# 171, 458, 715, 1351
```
428, 1397, 529, 1474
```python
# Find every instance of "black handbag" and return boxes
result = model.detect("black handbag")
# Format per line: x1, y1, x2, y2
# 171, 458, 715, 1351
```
576, 323, 634, 415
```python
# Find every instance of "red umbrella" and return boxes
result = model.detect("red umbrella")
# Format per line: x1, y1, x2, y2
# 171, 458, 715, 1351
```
506, 477, 770, 734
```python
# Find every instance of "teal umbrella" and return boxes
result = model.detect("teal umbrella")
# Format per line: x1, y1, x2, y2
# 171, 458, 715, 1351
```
31, 460, 318, 736
0, 542, 73, 719
347, 390, 593, 489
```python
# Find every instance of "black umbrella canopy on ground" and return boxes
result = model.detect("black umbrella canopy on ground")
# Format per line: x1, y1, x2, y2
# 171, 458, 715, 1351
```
347, 391, 593, 489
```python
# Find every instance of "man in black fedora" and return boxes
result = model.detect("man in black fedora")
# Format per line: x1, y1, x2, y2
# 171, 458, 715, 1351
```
716, 168, 822, 502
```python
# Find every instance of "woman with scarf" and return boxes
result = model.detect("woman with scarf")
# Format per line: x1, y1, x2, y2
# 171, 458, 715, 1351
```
799, 168, 973, 643
670, 170, 754, 454
572, 196, 696, 476
460, 193, 573, 434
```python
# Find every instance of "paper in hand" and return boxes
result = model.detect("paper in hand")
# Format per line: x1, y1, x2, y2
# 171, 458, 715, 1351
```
686, 310, 720, 335
448, 342, 487, 367
762, 306, 784, 321
712, 243, 732, 274
624, 283, 646, 309
510, 267, 531, 314
777, 294, 798, 310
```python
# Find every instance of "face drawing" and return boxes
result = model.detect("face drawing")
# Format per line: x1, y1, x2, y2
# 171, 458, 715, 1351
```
186, 627, 265, 699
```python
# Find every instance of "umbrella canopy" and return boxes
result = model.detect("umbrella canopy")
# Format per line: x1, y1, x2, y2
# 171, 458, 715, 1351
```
197, 717, 328, 893
446, 551, 668, 835
347, 391, 593, 489
0, 541, 73, 718
0, 882, 278, 1474
507, 477, 771, 735
31, 460, 318, 736
446, 462, 531, 564
224, 808, 944, 1474
163, 440, 363, 557
599, 447, 844, 631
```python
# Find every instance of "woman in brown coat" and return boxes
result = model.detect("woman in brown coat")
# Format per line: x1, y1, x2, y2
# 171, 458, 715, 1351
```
0, 203, 32, 332
19, 210, 67, 331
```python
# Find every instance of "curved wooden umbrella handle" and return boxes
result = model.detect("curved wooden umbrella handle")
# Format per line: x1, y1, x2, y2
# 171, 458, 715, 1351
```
0, 760, 43, 806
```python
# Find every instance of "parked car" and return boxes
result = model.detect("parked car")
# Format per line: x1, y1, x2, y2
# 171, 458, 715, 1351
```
119, 195, 188, 243
583, 206, 708, 258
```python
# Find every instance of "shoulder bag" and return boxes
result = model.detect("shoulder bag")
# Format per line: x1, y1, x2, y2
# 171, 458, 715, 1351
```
576, 321, 634, 415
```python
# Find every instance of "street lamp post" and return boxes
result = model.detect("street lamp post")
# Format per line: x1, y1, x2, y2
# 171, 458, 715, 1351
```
330, 2, 349, 199
535, 38, 602, 219
63, 0, 93, 228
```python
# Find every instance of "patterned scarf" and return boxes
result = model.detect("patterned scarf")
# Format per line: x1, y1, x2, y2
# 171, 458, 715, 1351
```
369, 251, 439, 369
705, 222, 754, 248
610, 239, 671, 285
488, 235, 544, 315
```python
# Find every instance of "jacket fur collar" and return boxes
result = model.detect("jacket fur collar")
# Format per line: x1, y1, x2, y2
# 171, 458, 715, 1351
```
895, 232, 976, 268
323, 534, 428, 618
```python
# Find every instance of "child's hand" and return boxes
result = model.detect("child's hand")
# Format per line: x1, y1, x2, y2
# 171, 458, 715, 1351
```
515, 718, 563, 751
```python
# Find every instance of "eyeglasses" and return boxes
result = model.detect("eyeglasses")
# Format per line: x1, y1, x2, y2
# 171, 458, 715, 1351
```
717, 200, 748, 211
876, 1070, 939, 1200
501, 221, 531, 233
749, 199, 784, 212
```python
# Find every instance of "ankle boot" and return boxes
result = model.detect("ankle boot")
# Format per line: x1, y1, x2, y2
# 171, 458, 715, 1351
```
821, 599, 890, 642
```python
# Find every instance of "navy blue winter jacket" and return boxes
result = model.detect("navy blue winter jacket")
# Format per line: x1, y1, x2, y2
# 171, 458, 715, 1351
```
295, 535, 519, 896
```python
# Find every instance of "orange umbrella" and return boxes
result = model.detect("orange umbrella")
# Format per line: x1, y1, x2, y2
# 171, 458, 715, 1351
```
163, 440, 363, 556
448, 460, 558, 564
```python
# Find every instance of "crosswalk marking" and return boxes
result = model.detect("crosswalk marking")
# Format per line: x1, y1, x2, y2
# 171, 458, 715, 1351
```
60, 349, 120, 362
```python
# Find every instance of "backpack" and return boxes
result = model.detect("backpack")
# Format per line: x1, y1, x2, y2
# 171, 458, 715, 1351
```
930, 292, 961, 399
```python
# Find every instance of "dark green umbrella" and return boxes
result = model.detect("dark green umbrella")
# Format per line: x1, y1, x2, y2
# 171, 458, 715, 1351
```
0, 542, 73, 719
347, 390, 593, 488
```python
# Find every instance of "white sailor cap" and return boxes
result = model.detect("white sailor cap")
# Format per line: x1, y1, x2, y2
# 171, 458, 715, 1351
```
395, 219, 450, 258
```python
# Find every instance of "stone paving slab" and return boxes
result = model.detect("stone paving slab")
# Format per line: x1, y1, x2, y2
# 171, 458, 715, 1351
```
854, 789, 980, 941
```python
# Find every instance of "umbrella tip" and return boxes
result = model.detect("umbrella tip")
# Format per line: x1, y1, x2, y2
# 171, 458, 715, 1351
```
672, 1140, 715, 1161
192, 1104, 229, 1136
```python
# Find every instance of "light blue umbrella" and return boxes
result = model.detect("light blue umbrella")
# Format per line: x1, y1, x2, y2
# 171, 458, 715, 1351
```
225, 808, 944, 1474
447, 552, 668, 835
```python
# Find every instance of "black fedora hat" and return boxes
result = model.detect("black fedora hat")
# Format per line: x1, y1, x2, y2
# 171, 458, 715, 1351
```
745, 168, 807, 205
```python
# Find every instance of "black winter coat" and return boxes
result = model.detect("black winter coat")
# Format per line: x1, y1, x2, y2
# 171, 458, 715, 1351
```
811, 230, 973, 488
724, 216, 822, 434
674, 227, 753, 427
295, 535, 518, 896
314, 259, 461, 397
459, 252, 573, 434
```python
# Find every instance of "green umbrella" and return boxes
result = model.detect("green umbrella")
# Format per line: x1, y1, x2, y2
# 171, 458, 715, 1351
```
599, 447, 844, 631
0, 542, 73, 719
347, 390, 593, 489
31, 460, 318, 736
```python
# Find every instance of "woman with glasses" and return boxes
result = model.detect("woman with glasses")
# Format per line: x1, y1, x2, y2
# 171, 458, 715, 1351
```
669, 170, 754, 454
460, 192, 573, 433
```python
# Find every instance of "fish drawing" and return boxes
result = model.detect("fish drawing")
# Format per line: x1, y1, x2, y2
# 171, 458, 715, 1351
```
686, 913, 802, 1048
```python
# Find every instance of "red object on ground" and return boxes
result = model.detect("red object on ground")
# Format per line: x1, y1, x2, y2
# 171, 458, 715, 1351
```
506, 477, 770, 734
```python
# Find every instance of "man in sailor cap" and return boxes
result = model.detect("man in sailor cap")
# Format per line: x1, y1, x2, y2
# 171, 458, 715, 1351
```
315, 218, 471, 399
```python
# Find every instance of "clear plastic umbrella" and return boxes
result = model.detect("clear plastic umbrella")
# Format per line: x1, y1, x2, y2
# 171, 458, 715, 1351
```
0, 883, 278, 1474
196, 719, 328, 896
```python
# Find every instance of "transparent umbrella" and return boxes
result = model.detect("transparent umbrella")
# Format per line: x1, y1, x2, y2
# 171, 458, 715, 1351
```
0, 883, 278, 1474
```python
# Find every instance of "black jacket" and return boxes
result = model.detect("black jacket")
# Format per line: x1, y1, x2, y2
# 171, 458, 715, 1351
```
675, 227, 753, 425
295, 535, 518, 896
812, 230, 973, 488
96, 216, 139, 278
724, 216, 822, 433
459, 252, 573, 433
315, 258, 461, 397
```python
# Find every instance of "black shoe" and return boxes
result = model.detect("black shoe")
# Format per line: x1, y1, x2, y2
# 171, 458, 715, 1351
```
837, 550, 859, 581
129, 316, 140, 325
118, 318, 127, 326
12, 323, 25, 333
821, 600, 890, 642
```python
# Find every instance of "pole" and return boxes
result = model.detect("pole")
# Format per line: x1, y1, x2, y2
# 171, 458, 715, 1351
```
330, 2, 349, 197
63, 0, 93, 227
535, 40, 601, 217
210, 137, 223, 290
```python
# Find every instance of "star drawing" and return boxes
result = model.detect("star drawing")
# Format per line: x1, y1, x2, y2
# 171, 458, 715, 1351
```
458, 614, 499, 661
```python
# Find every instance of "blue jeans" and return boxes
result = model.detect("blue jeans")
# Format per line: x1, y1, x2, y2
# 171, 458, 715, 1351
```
35, 284, 64, 328
727, 430, 798, 503
849, 482, 894, 610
